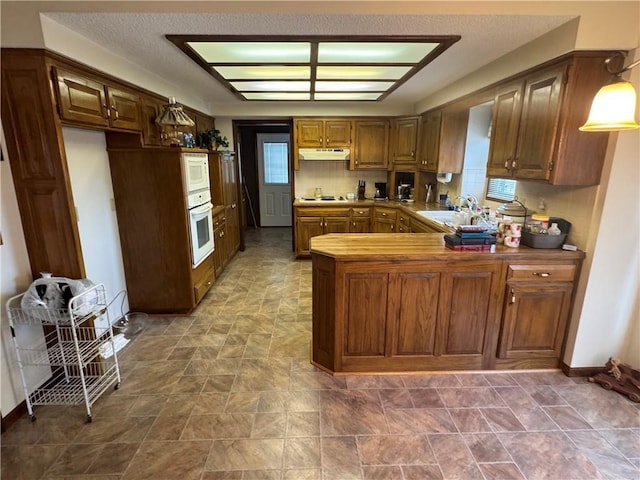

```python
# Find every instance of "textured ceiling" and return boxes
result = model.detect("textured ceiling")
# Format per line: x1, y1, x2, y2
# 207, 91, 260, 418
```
43, 11, 574, 107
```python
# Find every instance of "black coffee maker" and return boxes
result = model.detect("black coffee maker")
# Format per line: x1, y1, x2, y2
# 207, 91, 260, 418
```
374, 182, 387, 200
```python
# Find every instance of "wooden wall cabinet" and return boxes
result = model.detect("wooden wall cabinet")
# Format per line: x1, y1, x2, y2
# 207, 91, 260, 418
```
390, 116, 419, 165
497, 263, 577, 362
486, 53, 613, 185
418, 107, 469, 174
350, 119, 390, 170
53, 67, 142, 131
295, 118, 352, 148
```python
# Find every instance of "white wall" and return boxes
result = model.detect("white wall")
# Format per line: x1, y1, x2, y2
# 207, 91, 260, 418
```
294, 161, 388, 200
460, 103, 492, 201
63, 128, 129, 333
565, 48, 640, 368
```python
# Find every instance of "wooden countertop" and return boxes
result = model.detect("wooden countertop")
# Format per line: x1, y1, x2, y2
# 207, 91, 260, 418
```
310, 233, 585, 262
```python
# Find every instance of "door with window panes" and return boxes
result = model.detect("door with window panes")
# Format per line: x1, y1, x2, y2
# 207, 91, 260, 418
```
257, 133, 292, 227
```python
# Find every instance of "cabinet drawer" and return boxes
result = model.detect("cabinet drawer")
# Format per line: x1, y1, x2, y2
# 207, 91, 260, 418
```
193, 264, 215, 304
374, 207, 396, 219
296, 207, 350, 217
351, 208, 370, 217
508, 264, 576, 282
398, 213, 410, 227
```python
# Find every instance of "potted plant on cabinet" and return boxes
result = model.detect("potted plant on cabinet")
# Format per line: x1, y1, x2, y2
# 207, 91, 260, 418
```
197, 129, 229, 151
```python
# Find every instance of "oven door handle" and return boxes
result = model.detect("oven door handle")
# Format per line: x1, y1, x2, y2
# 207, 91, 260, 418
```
191, 203, 213, 216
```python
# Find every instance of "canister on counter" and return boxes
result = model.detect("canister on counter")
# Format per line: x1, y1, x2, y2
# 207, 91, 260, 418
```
529, 214, 550, 233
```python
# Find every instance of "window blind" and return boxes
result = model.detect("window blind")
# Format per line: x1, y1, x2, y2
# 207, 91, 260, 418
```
486, 178, 516, 202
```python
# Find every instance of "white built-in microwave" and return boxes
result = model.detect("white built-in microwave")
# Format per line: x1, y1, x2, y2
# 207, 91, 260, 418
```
182, 152, 210, 195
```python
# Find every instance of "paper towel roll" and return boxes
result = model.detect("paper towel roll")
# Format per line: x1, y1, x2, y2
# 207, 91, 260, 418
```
437, 173, 452, 184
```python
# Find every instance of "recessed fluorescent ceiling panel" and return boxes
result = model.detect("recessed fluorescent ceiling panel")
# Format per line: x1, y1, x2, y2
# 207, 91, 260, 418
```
168, 35, 461, 101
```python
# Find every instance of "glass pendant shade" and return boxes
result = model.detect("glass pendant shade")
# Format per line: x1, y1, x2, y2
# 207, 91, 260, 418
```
580, 79, 640, 131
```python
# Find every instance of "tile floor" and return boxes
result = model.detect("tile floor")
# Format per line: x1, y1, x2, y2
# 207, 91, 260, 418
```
2, 227, 639, 480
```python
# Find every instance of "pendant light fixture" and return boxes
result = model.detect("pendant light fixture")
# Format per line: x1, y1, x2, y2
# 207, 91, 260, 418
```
580, 52, 640, 132
155, 97, 195, 145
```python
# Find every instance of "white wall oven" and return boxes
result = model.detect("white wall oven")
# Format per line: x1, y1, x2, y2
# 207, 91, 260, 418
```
183, 152, 214, 267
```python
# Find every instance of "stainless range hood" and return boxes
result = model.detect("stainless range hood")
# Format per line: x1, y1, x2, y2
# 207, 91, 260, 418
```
299, 148, 350, 161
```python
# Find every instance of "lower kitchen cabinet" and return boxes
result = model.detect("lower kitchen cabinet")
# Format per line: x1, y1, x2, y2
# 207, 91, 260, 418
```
314, 255, 503, 373
192, 254, 215, 304
497, 263, 577, 366
397, 212, 410, 233
372, 206, 396, 233
212, 208, 229, 277
350, 207, 371, 233
294, 207, 351, 257
311, 234, 584, 374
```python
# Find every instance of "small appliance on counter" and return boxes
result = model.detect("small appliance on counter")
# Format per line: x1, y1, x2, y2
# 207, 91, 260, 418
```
357, 180, 366, 200
397, 184, 412, 201
374, 182, 387, 200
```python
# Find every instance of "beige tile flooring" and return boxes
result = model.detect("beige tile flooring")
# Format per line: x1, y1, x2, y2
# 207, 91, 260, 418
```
2, 227, 639, 480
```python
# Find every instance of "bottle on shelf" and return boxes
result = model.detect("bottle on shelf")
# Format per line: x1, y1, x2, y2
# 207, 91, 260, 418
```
548, 223, 561, 235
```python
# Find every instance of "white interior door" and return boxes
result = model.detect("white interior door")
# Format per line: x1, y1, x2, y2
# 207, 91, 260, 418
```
257, 133, 292, 227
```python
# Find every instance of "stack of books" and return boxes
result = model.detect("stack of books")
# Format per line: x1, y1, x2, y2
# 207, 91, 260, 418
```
444, 225, 496, 251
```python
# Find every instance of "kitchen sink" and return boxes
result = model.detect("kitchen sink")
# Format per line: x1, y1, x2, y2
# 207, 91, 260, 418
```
417, 210, 457, 225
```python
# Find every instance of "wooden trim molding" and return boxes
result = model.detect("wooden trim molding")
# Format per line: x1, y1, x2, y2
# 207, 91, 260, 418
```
560, 361, 608, 377
1, 400, 28, 433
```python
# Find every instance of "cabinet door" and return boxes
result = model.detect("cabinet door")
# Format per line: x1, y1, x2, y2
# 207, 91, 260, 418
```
486, 81, 523, 177
222, 153, 238, 207
351, 120, 389, 170
392, 272, 440, 355
350, 217, 370, 233
226, 203, 240, 255
344, 272, 389, 356
105, 86, 141, 130
436, 268, 496, 359
324, 216, 350, 234
391, 116, 419, 164
325, 120, 352, 147
373, 218, 395, 233
420, 111, 441, 172
54, 67, 109, 127
410, 219, 439, 233
438, 107, 469, 174
213, 224, 225, 276
513, 65, 566, 181
296, 119, 324, 148
140, 95, 164, 146
498, 282, 573, 359
296, 216, 325, 256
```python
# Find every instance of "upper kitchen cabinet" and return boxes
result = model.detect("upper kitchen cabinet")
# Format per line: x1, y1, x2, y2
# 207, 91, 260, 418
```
294, 118, 352, 148
486, 53, 613, 186
350, 119, 390, 170
419, 106, 469, 174
293, 118, 352, 169
390, 116, 420, 165
139, 94, 164, 146
53, 67, 142, 131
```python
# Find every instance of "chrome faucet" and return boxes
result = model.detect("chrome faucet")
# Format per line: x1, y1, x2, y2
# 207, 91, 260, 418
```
455, 195, 478, 212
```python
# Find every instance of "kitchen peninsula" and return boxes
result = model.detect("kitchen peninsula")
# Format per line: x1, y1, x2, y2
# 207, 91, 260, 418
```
310, 233, 584, 374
